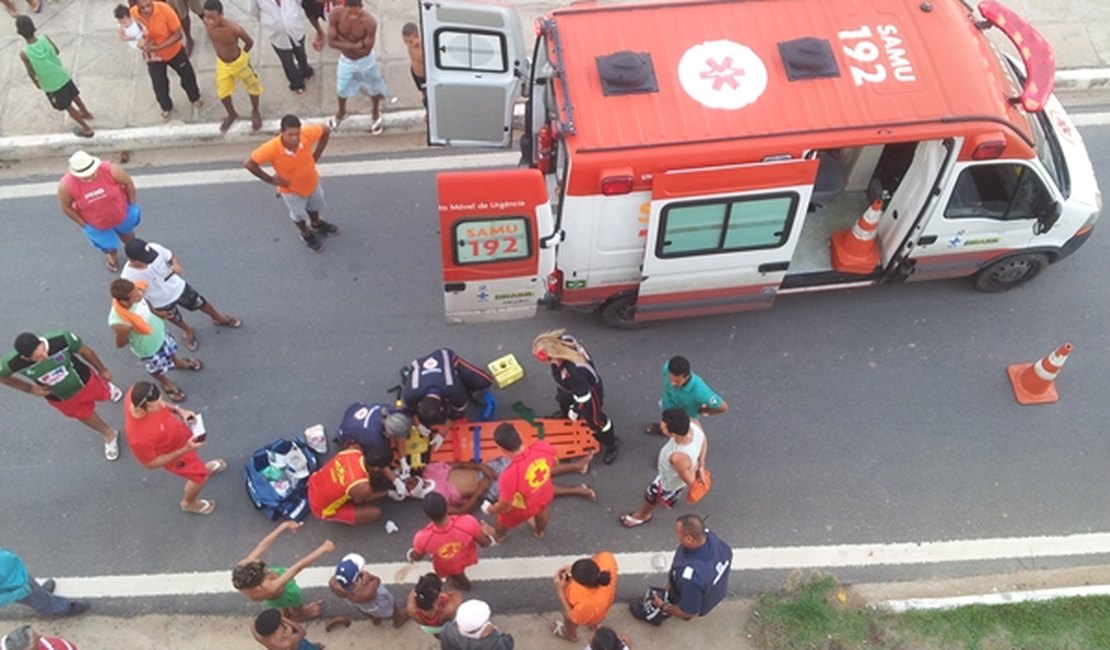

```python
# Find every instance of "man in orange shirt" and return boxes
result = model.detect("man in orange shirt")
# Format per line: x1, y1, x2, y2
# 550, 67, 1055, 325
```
132, 0, 202, 120
244, 113, 339, 252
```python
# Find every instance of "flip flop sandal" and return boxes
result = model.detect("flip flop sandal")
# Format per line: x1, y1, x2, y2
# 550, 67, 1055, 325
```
165, 388, 187, 403
182, 499, 216, 515
105, 257, 119, 272
550, 620, 575, 641
215, 316, 242, 328
370, 116, 384, 135
182, 358, 203, 371
620, 513, 652, 528
160, 111, 172, 121
72, 126, 94, 138
104, 431, 120, 461
205, 459, 228, 474
184, 334, 199, 351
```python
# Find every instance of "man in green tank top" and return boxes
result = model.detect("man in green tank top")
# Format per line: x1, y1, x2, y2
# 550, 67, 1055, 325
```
0, 330, 124, 460
16, 16, 94, 137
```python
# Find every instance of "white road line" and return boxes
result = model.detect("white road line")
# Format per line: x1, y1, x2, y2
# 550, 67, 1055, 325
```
50, 531, 1110, 599
1072, 111, 1110, 127
0, 152, 520, 201
877, 585, 1110, 613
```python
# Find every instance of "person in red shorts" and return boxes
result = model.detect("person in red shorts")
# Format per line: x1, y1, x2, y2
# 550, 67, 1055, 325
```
483, 422, 556, 542
123, 381, 226, 515
1, 330, 123, 461
407, 492, 492, 592
306, 443, 387, 525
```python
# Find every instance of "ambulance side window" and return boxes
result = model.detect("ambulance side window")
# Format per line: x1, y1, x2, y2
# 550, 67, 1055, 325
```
454, 217, 531, 264
657, 194, 798, 258
434, 29, 509, 73
944, 164, 1049, 221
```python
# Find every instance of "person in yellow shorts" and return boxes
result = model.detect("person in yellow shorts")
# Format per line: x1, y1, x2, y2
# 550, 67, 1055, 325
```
202, 0, 263, 132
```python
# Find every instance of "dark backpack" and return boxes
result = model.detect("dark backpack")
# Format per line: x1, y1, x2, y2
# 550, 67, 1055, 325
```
244, 438, 319, 521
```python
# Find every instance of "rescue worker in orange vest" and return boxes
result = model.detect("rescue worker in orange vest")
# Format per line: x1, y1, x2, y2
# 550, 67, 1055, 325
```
533, 329, 619, 464
306, 444, 389, 525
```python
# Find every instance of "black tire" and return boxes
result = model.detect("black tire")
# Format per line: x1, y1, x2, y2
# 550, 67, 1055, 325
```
599, 294, 647, 329
973, 253, 1050, 292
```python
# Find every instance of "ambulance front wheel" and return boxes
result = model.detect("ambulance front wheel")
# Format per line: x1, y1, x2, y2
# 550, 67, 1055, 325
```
600, 294, 647, 330
973, 253, 1049, 292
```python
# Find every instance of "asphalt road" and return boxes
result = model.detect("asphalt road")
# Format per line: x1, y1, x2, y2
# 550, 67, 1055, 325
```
2, 117, 1110, 615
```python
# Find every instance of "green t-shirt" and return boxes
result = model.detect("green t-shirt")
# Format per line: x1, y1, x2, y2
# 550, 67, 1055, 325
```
23, 37, 71, 94
0, 329, 91, 401
108, 299, 166, 358
263, 567, 304, 609
660, 361, 724, 419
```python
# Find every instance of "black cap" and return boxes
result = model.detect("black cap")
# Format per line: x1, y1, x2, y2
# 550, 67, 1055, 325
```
124, 239, 159, 264
13, 332, 40, 357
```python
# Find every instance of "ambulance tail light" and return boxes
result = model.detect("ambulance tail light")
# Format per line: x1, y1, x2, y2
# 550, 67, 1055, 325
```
601, 168, 634, 195
546, 269, 564, 297
978, 1, 1054, 113
970, 132, 1007, 160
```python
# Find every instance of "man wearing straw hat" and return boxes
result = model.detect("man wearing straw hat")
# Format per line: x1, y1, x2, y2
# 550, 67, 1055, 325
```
57, 150, 141, 272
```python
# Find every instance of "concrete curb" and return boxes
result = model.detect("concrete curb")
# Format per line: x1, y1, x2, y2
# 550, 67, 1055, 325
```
873, 584, 1110, 613
2, 69, 1109, 161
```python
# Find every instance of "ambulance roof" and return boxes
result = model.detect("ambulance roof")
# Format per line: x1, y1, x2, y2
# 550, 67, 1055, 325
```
548, 0, 1034, 153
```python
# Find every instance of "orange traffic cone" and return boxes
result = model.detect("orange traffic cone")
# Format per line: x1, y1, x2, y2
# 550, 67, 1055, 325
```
1006, 343, 1072, 405
830, 199, 883, 274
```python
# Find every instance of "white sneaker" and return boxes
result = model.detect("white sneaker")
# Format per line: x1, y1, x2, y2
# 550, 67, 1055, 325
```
108, 382, 123, 403
104, 431, 120, 461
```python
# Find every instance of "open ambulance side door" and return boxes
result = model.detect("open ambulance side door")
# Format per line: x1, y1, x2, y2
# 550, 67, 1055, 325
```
438, 169, 555, 323
419, 0, 528, 147
635, 160, 818, 322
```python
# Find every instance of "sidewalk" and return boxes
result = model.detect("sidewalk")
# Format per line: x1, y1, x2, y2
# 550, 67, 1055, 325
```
7, 566, 1110, 649
1, 0, 1108, 159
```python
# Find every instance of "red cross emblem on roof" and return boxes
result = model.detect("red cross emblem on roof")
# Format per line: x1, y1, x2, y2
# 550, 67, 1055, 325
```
700, 56, 746, 91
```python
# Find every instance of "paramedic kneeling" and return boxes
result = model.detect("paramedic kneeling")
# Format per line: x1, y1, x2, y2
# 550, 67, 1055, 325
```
629, 514, 731, 626
306, 445, 386, 525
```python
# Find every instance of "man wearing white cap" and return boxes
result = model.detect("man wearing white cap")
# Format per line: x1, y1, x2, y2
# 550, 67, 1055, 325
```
327, 552, 407, 627
440, 599, 515, 649
57, 151, 141, 272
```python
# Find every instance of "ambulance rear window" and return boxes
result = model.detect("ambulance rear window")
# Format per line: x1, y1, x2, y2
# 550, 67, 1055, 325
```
453, 217, 531, 265
657, 194, 798, 258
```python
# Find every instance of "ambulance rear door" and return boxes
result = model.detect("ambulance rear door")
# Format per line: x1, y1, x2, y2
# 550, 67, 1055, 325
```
636, 159, 818, 322
438, 168, 556, 323
419, 0, 528, 147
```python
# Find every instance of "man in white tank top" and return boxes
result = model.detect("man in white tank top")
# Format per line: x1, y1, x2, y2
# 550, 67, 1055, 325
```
620, 408, 707, 528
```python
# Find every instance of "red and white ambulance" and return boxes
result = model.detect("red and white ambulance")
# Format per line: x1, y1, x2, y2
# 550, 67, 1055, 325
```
420, 0, 1101, 327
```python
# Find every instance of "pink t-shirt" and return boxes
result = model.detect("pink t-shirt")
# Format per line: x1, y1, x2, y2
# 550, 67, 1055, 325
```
412, 514, 483, 577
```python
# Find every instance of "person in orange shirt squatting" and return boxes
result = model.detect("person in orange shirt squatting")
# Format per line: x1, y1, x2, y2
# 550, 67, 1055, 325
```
550, 551, 618, 642
307, 443, 388, 525
482, 422, 557, 542
131, 0, 203, 121
123, 381, 227, 514
244, 114, 339, 252
407, 492, 492, 592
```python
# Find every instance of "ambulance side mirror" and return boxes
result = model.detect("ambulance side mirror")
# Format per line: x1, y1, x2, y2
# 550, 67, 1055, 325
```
1033, 200, 1061, 235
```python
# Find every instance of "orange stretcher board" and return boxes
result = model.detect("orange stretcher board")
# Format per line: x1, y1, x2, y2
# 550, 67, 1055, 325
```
400, 418, 599, 469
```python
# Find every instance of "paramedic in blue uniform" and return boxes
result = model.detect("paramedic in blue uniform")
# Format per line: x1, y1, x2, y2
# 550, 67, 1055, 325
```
629, 514, 732, 625
336, 401, 413, 498
532, 329, 619, 465
400, 349, 493, 430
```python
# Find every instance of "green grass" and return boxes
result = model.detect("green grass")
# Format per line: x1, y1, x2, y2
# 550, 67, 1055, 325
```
748, 573, 1110, 649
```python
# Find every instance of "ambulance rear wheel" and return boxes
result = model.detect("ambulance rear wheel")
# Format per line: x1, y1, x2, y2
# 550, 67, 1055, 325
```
600, 295, 646, 330
973, 253, 1049, 292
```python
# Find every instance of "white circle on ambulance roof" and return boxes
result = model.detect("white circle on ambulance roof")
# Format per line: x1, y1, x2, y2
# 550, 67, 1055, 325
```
678, 40, 768, 110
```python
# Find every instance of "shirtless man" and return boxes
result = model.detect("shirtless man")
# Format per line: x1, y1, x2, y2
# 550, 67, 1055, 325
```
202, 0, 263, 132
328, 0, 388, 134
401, 22, 426, 122
422, 452, 596, 515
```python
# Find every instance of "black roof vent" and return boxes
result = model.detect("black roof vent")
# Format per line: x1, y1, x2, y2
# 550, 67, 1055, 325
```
596, 51, 658, 96
778, 37, 840, 81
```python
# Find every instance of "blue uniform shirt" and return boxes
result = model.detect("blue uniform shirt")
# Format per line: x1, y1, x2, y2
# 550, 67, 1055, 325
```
668, 530, 732, 617
660, 362, 723, 419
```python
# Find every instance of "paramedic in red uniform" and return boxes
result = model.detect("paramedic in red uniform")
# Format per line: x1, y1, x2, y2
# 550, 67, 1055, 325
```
532, 329, 619, 464
400, 348, 493, 431
307, 443, 387, 525
484, 422, 556, 541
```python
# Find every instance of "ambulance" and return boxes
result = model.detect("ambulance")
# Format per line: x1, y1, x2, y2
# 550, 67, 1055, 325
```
419, 0, 1101, 327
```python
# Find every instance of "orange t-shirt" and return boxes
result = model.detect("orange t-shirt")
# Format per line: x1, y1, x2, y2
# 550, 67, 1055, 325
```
565, 551, 618, 627
250, 124, 324, 197
131, 1, 183, 62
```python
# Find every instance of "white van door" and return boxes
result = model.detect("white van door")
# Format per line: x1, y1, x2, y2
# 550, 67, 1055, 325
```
909, 160, 1055, 282
636, 159, 818, 323
419, 0, 528, 147
875, 139, 951, 267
